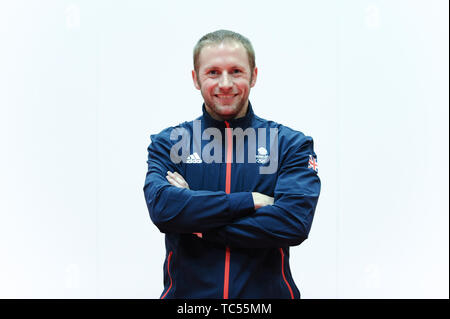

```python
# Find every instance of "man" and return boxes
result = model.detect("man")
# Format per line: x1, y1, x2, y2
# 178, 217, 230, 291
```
143, 30, 321, 299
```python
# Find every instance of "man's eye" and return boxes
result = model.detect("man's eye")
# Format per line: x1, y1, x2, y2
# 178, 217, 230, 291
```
233, 69, 242, 74
208, 70, 218, 75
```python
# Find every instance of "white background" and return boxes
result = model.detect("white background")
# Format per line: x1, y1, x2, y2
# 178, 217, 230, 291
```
0, 0, 448, 298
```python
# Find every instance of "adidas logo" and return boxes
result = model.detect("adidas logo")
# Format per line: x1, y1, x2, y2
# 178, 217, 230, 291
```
186, 152, 202, 164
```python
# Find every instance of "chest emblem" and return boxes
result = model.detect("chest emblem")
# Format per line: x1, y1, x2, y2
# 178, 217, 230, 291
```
256, 147, 269, 164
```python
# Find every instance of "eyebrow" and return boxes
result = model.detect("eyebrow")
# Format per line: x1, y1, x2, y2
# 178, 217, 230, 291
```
203, 65, 246, 71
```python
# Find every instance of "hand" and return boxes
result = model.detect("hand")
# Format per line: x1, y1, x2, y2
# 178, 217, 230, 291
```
252, 192, 274, 210
166, 171, 190, 189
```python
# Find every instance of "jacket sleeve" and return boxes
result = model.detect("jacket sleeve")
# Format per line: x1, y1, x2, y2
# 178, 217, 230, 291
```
143, 129, 255, 234
203, 135, 321, 248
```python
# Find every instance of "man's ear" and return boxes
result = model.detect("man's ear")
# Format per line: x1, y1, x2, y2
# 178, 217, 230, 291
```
192, 70, 201, 90
250, 67, 258, 88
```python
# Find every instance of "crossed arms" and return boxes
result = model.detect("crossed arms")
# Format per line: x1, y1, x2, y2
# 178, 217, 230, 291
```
166, 171, 274, 210
143, 132, 321, 248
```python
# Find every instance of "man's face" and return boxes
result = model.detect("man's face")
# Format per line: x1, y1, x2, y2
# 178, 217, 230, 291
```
192, 41, 257, 121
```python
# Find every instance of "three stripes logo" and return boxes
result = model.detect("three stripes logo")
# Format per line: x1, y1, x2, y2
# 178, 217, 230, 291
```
186, 152, 202, 164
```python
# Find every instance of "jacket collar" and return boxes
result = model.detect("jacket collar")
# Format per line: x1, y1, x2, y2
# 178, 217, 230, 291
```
201, 100, 255, 129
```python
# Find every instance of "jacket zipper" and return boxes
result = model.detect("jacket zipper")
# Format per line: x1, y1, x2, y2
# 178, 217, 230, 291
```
161, 251, 173, 299
279, 248, 294, 299
223, 121, 232, 299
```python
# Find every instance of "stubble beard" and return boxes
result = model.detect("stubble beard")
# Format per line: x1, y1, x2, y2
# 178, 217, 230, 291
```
198, 75, 252, 121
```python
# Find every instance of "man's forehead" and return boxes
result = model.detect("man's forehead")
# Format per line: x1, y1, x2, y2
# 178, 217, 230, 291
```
198, 41, 249, 69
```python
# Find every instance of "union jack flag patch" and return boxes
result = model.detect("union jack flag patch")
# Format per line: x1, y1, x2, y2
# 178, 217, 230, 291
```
308, 155, 318, 172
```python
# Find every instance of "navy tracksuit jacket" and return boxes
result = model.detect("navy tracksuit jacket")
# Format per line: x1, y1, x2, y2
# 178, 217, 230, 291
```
143, 101, 321, 299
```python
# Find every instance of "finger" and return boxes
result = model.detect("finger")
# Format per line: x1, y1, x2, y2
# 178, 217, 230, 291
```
175, 173, 189, 189
172, 172, 186, 185
166, 175, 182, 187
172, 171, 184, 180
166, 175, 175, 185
172, 172, 189, 188
167, 175, 188, 190
168, 171, 180, 181
166, 171, 177, 182
167, 171, 189, 189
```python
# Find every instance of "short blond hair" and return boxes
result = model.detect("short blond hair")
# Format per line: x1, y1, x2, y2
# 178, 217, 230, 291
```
193, 30, 256, 76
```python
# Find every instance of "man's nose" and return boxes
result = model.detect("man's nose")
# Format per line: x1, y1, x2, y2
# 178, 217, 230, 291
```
218, 72, 233, 89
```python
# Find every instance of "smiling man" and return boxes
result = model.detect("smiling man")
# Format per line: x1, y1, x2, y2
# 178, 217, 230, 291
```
143, 30, 321, 299
192, 39, 256, 121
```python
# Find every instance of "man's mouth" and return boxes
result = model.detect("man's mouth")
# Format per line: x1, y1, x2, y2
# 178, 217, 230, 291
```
215, 94, 238, 99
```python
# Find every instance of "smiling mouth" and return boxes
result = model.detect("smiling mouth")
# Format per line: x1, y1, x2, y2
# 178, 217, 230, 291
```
215, 94, 238, 98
